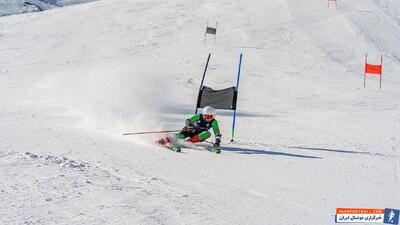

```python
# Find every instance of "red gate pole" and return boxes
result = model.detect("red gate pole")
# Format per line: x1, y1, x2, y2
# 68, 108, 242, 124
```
364, 53, 367, 89
380, 55, 383, 90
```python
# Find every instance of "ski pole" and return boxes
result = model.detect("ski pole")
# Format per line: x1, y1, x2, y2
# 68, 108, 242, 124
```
122, 130, 180, 135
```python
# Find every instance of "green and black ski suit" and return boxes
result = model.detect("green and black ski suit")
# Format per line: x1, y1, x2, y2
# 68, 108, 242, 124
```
176, 113, 221, 142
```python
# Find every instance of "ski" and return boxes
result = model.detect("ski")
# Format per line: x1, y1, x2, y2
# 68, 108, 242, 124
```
156, 136, 220, 154
209, 147, 221, 154
164, 145, 182, 152
183, 141, 221, 154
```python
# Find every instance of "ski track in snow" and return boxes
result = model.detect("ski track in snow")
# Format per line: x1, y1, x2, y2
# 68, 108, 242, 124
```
0, 150, 224, 224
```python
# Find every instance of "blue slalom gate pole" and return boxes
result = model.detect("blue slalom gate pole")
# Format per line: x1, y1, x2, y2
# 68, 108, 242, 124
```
195, 53, 211, 114
231, 53, 243, 142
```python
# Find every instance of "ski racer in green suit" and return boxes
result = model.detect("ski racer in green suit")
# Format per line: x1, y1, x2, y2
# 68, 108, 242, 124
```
176, 106, 222, 147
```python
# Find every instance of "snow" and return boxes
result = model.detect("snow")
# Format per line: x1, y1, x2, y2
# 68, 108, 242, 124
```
0, 0, 95, 16
0, 0, 399, 224
0, 0, 41, 16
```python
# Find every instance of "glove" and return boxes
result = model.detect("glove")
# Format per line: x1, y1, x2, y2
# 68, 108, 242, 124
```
213, 135, 221, 147
183, 119, 196, 133
185, 119, 194, 127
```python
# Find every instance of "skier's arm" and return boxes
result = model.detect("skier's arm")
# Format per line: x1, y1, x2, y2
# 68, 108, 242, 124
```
184, 114, 201, 132
211, 120, 221, 136
185, 114, 201, 126
189, 114, 201, 123
211, 120, 221, 147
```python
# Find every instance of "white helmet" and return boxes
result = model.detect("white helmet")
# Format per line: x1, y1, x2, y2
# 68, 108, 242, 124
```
202, 106, 216, 116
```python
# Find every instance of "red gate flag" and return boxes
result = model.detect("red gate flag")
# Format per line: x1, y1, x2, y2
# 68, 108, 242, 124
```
365, 63, 382, 75
364, 54, 383, 90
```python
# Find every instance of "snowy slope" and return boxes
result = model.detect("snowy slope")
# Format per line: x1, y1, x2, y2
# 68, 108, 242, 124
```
0, 0, 43, 16
0, 0, 399, 224
0, 0, 95, 16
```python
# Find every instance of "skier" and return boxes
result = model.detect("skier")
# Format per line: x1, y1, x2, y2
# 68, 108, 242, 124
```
177, 106, 221, 147
158, 106, 221, 149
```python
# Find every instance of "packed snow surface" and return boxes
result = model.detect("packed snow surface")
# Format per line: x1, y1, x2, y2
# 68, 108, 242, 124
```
0, 0, 399, 224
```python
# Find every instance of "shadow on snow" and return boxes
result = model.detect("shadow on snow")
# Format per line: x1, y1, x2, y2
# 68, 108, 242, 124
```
290, 146, 385, 156
220, 146, 321, 159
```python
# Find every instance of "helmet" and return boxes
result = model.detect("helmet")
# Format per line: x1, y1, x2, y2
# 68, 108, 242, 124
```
202, 106, 216, 116
202, 106, 216, 121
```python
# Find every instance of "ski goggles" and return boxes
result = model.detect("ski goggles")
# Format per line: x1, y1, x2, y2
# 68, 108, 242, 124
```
204, 114, 215, 120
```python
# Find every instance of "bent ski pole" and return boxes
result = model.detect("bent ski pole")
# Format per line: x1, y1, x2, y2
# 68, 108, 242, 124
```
123, 130, 180, 135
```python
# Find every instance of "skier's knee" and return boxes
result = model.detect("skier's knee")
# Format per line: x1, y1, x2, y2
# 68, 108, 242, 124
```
198, 131, 211, 141
176, 133, 186, 139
